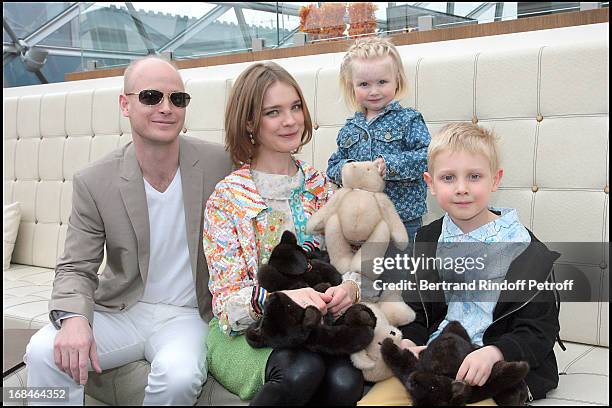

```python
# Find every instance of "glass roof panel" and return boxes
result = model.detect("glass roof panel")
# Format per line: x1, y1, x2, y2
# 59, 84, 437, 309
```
3, 2, 74, 41
3, 2, 606, 87
78, 3, 218, 54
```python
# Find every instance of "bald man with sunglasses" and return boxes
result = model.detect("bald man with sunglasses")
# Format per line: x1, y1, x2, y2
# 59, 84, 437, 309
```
24, 57, 233, 405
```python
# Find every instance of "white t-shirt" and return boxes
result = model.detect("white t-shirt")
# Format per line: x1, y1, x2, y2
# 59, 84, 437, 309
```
141, 168, 197, 308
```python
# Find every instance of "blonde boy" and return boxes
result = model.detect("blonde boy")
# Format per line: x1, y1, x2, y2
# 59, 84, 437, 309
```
360, 123, 561, 404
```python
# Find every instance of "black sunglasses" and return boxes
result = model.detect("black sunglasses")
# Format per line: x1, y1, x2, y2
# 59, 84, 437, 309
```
125, 89, 191, 108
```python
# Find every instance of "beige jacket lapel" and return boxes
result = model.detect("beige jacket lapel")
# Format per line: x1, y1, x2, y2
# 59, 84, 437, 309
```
118, 143, 150, 283
179, 136, 204, 284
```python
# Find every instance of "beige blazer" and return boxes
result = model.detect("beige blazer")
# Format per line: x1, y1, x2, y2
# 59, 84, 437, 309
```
49, 136, 234, 325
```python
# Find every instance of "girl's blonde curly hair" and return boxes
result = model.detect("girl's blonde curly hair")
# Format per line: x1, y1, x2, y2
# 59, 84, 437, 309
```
339, 37, 407, 112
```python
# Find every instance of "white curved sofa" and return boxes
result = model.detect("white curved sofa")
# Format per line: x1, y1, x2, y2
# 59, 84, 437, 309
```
3, 35, 608, 405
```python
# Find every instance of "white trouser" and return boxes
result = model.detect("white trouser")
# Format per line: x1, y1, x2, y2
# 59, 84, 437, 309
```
24, 302, 208, 406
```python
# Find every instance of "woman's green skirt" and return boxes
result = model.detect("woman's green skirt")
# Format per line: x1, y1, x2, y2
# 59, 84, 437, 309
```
206, 318, 273, 401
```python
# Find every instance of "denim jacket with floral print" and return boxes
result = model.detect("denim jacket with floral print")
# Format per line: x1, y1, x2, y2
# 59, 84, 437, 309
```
326, 101, 431, 222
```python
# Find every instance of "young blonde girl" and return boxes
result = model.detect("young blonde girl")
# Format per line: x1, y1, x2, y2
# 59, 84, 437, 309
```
327, 37, 431, 241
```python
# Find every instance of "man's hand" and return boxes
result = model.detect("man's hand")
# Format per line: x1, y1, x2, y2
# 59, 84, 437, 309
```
325, 283, 354, 318
53, 316, 102, 385
282, 287, 332, 314
373, 157, 386, 177
456, 345, 504, 386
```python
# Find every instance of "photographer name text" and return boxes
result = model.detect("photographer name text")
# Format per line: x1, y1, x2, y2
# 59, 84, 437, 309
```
373, 279, 574, 292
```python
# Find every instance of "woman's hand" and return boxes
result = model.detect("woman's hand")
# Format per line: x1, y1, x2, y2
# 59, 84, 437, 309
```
400, 339, 427, 359
325, 282, 355, 318
456, 345, 504, 386
282, 287, 332, 314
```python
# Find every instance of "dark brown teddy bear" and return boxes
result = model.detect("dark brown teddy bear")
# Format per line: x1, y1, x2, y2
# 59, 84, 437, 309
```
381, 321, 529, 406
256, 231, 342, 293
246, 231, 376, 354
246, 292, 376, 354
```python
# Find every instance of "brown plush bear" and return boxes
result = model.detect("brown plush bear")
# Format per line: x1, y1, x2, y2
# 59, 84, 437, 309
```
246, 292, 377, 354
381, 321, 529, 406
257, 231, 342, 293
245, 231, 377, 354
306, 161, 408, 279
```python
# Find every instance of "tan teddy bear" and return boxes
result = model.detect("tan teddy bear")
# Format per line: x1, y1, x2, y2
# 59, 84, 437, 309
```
351, 301, 416, 382
307, 161, 408, 279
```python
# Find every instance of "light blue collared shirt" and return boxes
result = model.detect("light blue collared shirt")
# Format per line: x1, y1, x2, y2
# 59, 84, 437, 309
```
428, 207, 531, 346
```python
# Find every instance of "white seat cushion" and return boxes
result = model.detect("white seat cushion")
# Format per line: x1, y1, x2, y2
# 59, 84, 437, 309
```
3, 264, 54, 329
3, 202, 21, 270
531, 342, 609, 405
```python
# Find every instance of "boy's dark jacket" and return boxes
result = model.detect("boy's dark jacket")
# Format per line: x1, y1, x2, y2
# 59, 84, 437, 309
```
400, 216, 562, 400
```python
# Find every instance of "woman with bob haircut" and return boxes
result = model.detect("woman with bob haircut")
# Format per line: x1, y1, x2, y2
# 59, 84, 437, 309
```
203, 61, 364, 405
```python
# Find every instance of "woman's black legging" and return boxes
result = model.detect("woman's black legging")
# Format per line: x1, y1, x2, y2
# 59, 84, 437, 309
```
250, 348, 364, 406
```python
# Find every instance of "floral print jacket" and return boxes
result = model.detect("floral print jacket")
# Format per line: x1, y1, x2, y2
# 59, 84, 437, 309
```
203, 160, 335, 335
